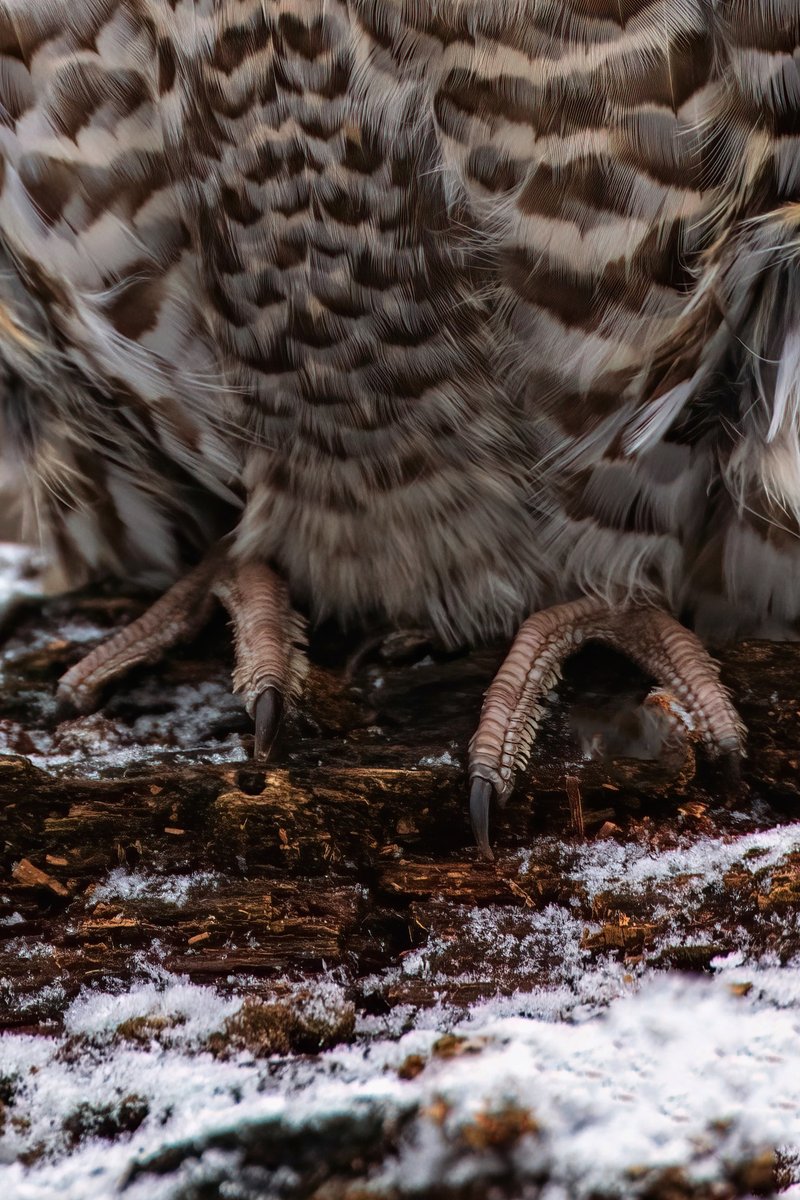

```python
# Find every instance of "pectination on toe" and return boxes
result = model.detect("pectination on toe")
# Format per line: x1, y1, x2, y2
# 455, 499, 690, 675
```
55, 557, 219, 715
213, 561, 307, 759
469, 597, 611, 802
467, 599, 746, 857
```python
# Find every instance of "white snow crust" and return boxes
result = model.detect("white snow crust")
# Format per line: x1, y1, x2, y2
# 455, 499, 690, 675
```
2, 826, 800, 1197
1, 962, 798, 1199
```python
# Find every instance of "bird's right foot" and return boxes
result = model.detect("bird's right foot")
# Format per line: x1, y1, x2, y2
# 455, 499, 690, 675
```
468, 598, 745, 859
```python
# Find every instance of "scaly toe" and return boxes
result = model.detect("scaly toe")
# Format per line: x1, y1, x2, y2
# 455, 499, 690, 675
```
466, 599, 746, 859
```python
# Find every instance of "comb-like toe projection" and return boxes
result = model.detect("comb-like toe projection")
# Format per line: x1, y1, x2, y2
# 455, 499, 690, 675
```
212, 562, 307, 758
468, 599, 745, 859
55, 552, 307, 758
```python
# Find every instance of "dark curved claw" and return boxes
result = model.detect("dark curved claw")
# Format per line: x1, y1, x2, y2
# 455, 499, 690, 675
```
54, 690, 80, 724
254, 686, 284, 759
719, 748, 744, 793
469, 777, 495, 861
54, 683, 95, 722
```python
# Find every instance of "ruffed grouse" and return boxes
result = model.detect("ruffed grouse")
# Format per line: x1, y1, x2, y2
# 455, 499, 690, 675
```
0, 1, 797, 855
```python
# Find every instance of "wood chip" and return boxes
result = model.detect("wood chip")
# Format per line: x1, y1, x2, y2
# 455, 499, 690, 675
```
505, 879, 535, 909
12, 858, 70, 897
596, 821, 622, 839
397, 1054, 426, 1080
566, 775, 585, 839
164, 827, 186, 836
188, 932, 211, 946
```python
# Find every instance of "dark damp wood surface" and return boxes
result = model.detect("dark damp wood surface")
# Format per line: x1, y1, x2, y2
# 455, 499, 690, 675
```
1, 587, 798, 1022
1, 588, 798, 1195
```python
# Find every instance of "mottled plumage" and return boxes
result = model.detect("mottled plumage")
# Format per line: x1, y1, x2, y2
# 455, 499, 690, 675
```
0, 1, 238, 582
0, 1, 797, 853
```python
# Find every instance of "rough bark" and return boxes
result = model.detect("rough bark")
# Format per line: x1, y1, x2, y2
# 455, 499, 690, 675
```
1, 587, 799, 1197
1, 587, 798, 1011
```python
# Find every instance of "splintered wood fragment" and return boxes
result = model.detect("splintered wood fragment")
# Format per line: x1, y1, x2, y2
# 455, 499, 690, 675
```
504, 879, 535, 908
566, 775, 585, 839
596, 821, 621, 839
582, 923, 656, 953
378, 860, 544, 905
11, 857, 70, 897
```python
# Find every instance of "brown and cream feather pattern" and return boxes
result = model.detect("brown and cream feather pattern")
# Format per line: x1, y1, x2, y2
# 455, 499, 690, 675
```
0, 0, 238, 585
178, 0, 544, 643
634, 0, 800, 639
412, 0, 723, 615
177, 0, 726, 639
0, 1, 797, 645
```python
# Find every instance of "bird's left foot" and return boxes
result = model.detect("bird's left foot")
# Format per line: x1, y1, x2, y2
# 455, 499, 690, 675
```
468, 598, 745, 859
56, 553, 307, 757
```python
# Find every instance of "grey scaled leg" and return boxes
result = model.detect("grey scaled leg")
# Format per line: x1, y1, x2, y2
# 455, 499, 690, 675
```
469, 598, 745, 859
213, 562, 307, 758
55, 552, 307, 759
56, 556, 219, 715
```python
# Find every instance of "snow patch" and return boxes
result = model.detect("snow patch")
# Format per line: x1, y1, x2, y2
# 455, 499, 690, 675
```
89, 869, 224, 908
418, 750, 459, 767
1, 970, 799, 1198
566, 823, 800, 899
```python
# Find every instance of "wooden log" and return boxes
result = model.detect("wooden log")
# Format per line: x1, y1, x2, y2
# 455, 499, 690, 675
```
1, 587, 800, 1026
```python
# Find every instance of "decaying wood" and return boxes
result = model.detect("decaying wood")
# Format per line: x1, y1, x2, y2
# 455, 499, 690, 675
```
1, 589, 799, 1197
0, 588, 798, 1012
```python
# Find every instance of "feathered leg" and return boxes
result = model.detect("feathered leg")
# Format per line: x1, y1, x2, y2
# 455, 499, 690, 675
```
469, 599, 745, 859
56, 552, 306, 757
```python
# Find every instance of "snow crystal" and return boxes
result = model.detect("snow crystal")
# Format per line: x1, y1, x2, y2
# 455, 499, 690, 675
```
89, 869, 223, 908
4, 678, 249, 775
5, 822, 800, 1196
566, 823, 800, 899
63, 977, 242, 1044
1, 969, 799, 1199
418, 750, 459, 767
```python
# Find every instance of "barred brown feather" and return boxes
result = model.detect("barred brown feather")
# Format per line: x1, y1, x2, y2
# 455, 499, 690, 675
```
0, 0, 239, 585
0, 0, 797, 648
